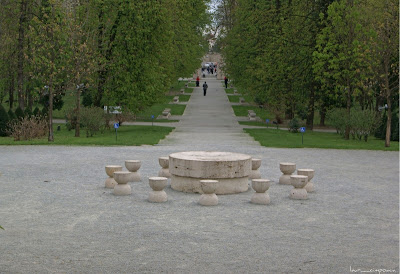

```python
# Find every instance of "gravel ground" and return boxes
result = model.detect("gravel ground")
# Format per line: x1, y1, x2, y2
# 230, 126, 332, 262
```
0, 145, 398, 273
0, 78, 398, 273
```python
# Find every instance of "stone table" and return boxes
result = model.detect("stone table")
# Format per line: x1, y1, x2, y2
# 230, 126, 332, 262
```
169, 151, 252, 194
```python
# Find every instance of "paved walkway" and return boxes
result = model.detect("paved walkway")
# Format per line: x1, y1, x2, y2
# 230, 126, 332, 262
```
158, 77, 259, 146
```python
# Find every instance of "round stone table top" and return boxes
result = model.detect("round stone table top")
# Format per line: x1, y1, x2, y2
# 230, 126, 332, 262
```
169, 151, 252, 179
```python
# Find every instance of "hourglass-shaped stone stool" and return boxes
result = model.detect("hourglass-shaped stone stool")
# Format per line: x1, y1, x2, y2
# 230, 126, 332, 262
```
148, 177, 168, 203
125, 160, 141, 182
158, 157, 171, 178
249, 158, 262, 180
289, 175, 308, 199
113, 171, 132, 195
279, 162, 296, 185
297, 169, 315, 192
251, 179, 271, 205
199, 180, 218, 206
105, 165, 123, 188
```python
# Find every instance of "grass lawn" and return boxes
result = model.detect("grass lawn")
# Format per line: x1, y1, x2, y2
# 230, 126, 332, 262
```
225, 88, 234, 94
135, 103, 186, 121
0, 124, 174, 146
228, 95, 240, 103
228, 95, 253, 103
232, 105, 275, 121
184, 87, 193, 93
244, 128, 399, 151
166, 95, 191, 102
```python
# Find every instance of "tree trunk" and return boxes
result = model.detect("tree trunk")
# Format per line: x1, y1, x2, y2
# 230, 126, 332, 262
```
344, 86, 352, 140
17, 0, 26, 109
94, 6, 105, 108
306, 85, 315, 130
319, 103, 326, 127
75, 86, 80, 137
8, 69, 14, 109
48, 81, 54, 142
384, 63, 391, 147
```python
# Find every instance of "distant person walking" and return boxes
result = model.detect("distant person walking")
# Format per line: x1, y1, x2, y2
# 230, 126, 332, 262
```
224, 76, 228, 88
203, 82, 208, 96
196, 76, 200, 87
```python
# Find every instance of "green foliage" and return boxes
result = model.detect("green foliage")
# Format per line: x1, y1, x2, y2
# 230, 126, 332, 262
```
7, 109, 16, 122
288, 118, 300, 133
24, 107, 33, 118
65, 108, 78, 131
32, 107, 41, 117
39, 94, 64, 111
348, 109, 379, 141
82, 89, 93, 107
0, 104, 9, 136
375, 110, 399, 142
326, 108, 348, 136
296, 104, 308, 120
328, 108, 379, 141
14, 106, 24, 120
79, 107, 105, 137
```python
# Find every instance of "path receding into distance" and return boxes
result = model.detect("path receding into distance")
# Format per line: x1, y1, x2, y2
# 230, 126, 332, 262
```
0, 75, 398, 273
158, 76, 260, 146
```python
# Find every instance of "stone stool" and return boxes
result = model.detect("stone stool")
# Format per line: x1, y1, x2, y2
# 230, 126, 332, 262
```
158, 157, 171, 178
279, 162, 296, 185
289, 175, 308, 200
113, 171, 132, 195
297, 169, 315, 192
105, 165, 123, 188
249, 158, 262, 180
125, 160, 141, 182
148, 177, 168, 203
251, 179, 271, 205
199, 180, 218, 206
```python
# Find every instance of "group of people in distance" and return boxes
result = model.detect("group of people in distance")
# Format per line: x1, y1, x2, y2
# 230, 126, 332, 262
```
193, 62, 228, 97
194, 75, 228, 97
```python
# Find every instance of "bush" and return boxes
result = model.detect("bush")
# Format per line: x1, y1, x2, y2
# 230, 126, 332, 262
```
24, 107, 33, 118
326, 108, 348, 136
7, 115, 48, 141
0, 104, 9, 137
65, 108, 79, 131
288, 118, 300, 133
349, 109, 379, 141
15, 106, 24, 120
7, 109, 16, 123
41, 106, 48, 117
80, 107, 105, 137
33, 106, 41, 117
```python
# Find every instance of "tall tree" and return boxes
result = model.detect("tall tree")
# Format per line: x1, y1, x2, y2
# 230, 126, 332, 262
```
313, 0, 373, 139
367, 0, 399, 146
29, 0, 69, 141
17, 0, 28, 109
65, 1, 96, 137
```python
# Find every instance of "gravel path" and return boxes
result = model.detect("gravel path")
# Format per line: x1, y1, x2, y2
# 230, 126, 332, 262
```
0, 77, 398, 273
